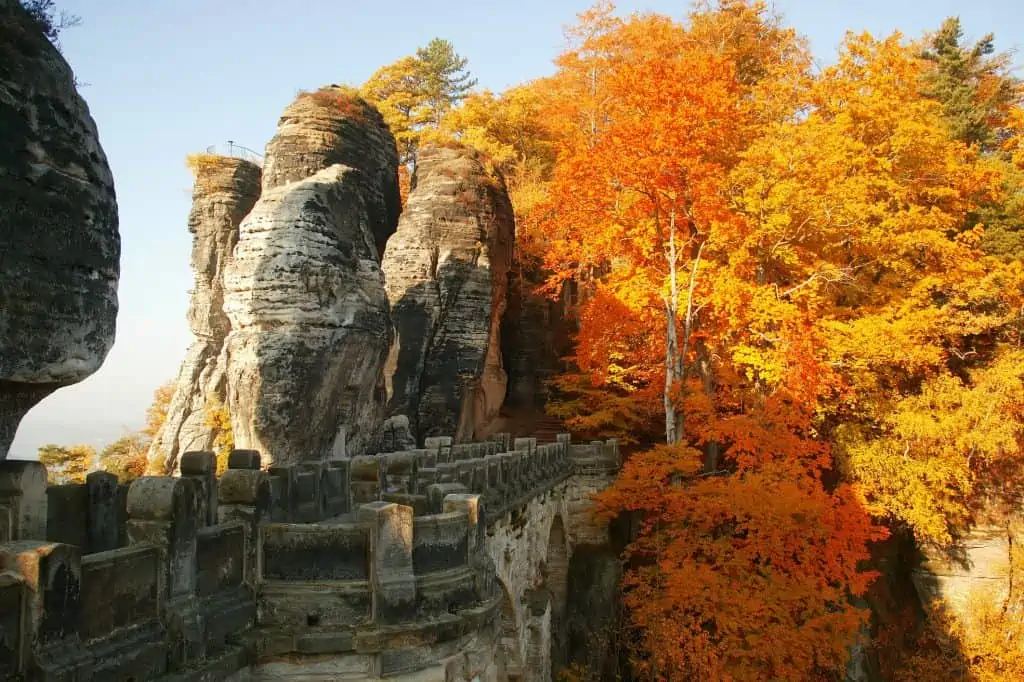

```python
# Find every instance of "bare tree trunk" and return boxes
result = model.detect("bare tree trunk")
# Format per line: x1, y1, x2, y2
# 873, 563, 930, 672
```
664, 295, 680, 444
696, 338, 720, 473
664, 211, 697, 445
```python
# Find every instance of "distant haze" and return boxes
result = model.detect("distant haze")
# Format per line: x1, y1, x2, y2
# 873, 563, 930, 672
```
9, 0, 1022, 459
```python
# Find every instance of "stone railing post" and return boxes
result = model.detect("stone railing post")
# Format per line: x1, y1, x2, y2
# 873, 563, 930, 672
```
0, 569, 28, 678
358, 501, 416, 624
0, 460, 47, 542
0, 541, 89, 677
218, 468, 271, 588
227, 449, 261, 471
85, 470, 119, 553
126, 476, 202, 670
443, 493, 484, 557
424, 436, 453, 463
180, 451, 218, 527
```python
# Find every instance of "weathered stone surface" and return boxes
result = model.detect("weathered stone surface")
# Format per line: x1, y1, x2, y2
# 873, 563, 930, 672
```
149, 157, 261, 473
261, 87, 400, 257
0, 0, 119, 460
7, 431, 620, 680
223, 164, 393, 466
382, 144, 515, 445
912, 522, 1018, 620
504, 273, 574, 411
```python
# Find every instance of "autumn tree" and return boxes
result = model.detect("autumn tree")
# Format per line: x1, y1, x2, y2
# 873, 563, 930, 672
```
541, 1, 809, 453
142, 380, 175, 440
100, 433, 149, 482
540, 12, 742, 446
361, 38, 477, 169
597, 449, 884, 679
361, 56, 431, 166
38, 443, 95, 484
204, 397, 234, 475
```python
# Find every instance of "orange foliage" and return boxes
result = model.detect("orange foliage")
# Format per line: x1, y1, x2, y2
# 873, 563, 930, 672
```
534, 2, 1024, 679
597, 451, 885, 680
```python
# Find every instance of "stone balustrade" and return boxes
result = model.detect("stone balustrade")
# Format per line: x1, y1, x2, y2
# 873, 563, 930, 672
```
0, 432, 619, 680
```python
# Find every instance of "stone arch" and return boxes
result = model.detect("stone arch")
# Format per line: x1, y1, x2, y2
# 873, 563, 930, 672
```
498, 580, 525, 681
545, 514, 570, 679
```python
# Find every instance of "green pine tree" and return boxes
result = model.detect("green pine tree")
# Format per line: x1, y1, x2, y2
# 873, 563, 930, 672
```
415, 38, 478, 128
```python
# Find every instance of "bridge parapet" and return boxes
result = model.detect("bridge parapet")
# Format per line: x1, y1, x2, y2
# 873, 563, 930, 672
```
0, 431, 617, 680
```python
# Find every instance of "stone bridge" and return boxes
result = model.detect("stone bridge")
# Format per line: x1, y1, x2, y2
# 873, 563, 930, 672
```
0, 433, 620, 682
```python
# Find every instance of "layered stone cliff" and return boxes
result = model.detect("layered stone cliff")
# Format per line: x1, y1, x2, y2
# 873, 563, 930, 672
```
261, 88, 401, 256
222, 89, 400, 466
0, 0, 119, 460
148, 157, 261, 473
381, 144, 515, 444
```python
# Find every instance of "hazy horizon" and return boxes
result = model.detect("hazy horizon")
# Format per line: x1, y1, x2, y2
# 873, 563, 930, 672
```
9, 0, 1023, 459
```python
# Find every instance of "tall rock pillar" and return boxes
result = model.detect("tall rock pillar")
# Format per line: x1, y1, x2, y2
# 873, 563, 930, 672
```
381, 144, 515, 444
148, 157, 261, 473
223, 88, 400, 467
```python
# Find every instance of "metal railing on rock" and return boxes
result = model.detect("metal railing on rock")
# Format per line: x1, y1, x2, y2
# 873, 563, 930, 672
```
205, 140, 264, 167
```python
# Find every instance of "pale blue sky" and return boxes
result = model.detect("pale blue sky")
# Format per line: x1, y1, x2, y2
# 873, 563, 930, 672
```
9, 0, 1023, 458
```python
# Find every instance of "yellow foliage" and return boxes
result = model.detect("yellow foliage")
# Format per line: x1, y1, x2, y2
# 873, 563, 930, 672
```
185, 152, 231, 177
838, 349, 1024, 548
142, 380, 175, 440
203, 398, 234, 475
38, 444, 95, 484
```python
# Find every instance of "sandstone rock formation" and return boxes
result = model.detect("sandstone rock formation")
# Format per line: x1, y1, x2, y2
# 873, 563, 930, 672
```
504, 274, 575, 411
0, 0, 119, 460
261, 88, 401, 257
912, 522, 1019, 621
148, 157, 261, 473
222, 89, 399, 467
382, 144, 515, 444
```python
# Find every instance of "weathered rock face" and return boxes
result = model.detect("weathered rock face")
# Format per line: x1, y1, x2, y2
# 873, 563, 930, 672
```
382, 145, 515, 444
223, 164, 393, 467
261, 88, 400, 258
148, 158, 261, 473
504, 273, 575, 412
912, 522, 1018, 619
0, 1, 119, 460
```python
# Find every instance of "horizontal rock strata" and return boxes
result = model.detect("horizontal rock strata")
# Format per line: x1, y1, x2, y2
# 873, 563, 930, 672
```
0, 0, 119, 459
148, 157, 261, 473
224, 164, 392, 466
382, 144, 515, 444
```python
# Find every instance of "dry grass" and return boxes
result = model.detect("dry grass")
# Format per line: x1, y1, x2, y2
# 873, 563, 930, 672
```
298, 86, 372, 123
185, 152, 233, 177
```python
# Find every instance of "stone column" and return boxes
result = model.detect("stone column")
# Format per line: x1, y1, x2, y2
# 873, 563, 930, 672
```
0, 460, 47, 542
85, 470, 119, 553
180, 451, 217, 527
359, 501, 416, 624
218, 469, 270, 588
126, 476, 202, 669
523, 588, 552, 682
0, 541, 89, 677
444, 493, 484, 556
227, 449, 261, 471
0, 569, 28, 678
